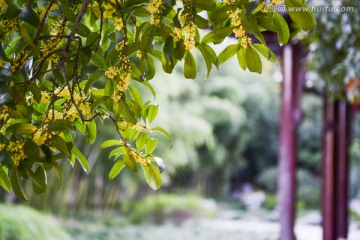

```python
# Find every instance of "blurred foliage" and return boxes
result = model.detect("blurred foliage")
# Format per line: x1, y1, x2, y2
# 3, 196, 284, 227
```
307, 0, 360, 102
123, 193, 216, 224
0, 204, 70, 240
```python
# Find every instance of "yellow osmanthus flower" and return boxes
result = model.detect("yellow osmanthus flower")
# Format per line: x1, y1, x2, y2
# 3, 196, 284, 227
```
136, 50, 143, 59
182, 23, 196, 50
40, 91, 52, 104
147, 0, 163, 25
114, 17, 124, 31
112, 91, 121, 102
130, 149, 151, 165
0, 1, 7, 12
33, 125, 50, 145
78, 101, 91, 117
117, 71, 131, 92
0, 105, 10, 123
105, 66, 120, 79
10, 50, 31, 72
7, 140, 26, 166
228, 9, 245, 38
241, 37, 252, 49
224, 0, 236, 5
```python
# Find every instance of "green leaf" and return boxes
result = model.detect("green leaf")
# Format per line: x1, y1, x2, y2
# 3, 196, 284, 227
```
202, 27, 233, 44
147, 105, 158, 124
71, 147, 89, 173
60, 0, 77, 22
252, 44, 276, 63
193, 14, 209, 29
0, 68, 14, 81
184, 51, 197, 79
91, 53, 106, 69
32, 166, 47, 195
154, 157, 166, 173
85, 71, 105, 93
19, 25, 35, 48
142, 164, 162, 190
74, 118, 86, 134
101, 140, 123, 148
18, 6, 40, 27
85, 120, 97, 144
217, 44, 237, 67
109, 160, 126, 179
193, 0, 216, 11
10, 169, 28, 201
52, 160, 62, 190
49, 135, 69, 154
136, 132, 148, 151
6, 123, 36, 135
237, 47, 247, 70
153, 126, 171, 140
273, 13, 290, 46
123, 150, 137, 172
128, 86, 143, 106
162, 36, 175, 74
245, 46, 262, 74
0, 166, 11, 192
146, 138, 158, 155
109, 147, 125, 159
285, 0, 316, 31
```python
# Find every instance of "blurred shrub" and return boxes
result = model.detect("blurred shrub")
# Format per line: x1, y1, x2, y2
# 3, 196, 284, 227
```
0, 204, 70, 240
263, 193, 277, 211
257, 167, 278, 193
125, 193, 216, 225
297, 169, 320, 209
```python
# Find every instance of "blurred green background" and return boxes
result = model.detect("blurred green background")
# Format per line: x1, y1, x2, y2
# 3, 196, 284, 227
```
1, 54, 360, 240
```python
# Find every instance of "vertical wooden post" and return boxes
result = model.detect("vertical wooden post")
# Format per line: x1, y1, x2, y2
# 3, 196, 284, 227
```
322, 100, 337, 240
278, 43, 304, 240
322, 99, 352, 240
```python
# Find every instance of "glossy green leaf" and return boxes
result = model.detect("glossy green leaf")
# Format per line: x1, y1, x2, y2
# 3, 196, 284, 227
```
142, 164, 162, 190
245, 46, 262, 74
18, 6, 40, 27
146, 138, 158, 155
252, 44, 276, 63
237, 47, 247, 70
0, 166, 11, 192
123, 150, 137, 172
32, 166, 47, 195
202, 27, 233, 44
71, 147, 89, 173
49, 135, 69, 154
85, 120, 97, 144
136, 132, 148, 151
6, 123, 36, 135
109, 160, 126, 179
184, 51, 197, 79
147, 105, 158, 124
273, 13, 290, 46
153, 126, 171, 140
217, 44, 237, 67
10, 169, 28, 201
193, 0, 216, 10
101, 140, 123, 148
52, 160, 62, 190
285, 0, 316, 31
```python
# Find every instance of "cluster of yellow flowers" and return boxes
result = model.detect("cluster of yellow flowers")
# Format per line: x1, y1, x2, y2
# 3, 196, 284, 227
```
272, 0, 283, 5
241, 36, 252, 49
0, 1, 7, 11
41, 40, 61, 61
10, 50, 31, 72
114, 17, 124, 31
228, 9, 245, 38
0, 105, 10, 123
32, 125, 51, 145
174, 10, 197, 50
105, 66, 120, 79
132, 150, 151, 165
6, 140, 26, 166
103, 1, 117, 18
147, 0, 163, 25
37, 3, 59, 17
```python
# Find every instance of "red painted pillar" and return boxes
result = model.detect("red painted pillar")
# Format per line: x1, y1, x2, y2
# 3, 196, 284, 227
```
322, 99, 352, 240
278, 43, 304, 240
322, 100, 337, 240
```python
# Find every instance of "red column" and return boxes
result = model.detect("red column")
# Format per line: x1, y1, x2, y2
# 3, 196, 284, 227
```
322, 100, 337, 240
322, 100, 352, 240
278, 44, 304, 240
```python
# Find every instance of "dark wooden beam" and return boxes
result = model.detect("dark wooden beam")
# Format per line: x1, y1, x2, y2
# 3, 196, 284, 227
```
278, 43, 304, 240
